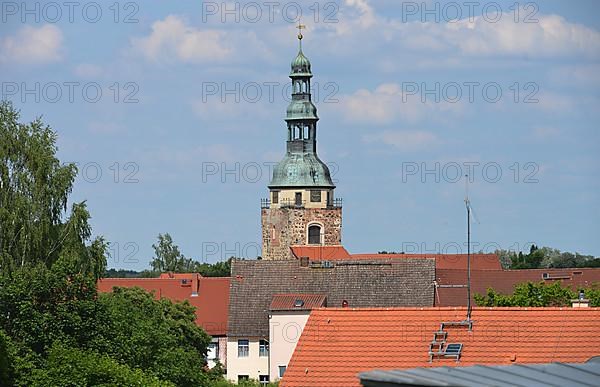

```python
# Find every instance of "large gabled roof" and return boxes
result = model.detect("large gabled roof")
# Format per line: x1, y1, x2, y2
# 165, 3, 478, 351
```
281, 307, 600, 387
228, 258, 435, 337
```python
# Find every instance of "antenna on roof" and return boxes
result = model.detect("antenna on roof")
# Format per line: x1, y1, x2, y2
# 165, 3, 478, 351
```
464, 175, 474, 323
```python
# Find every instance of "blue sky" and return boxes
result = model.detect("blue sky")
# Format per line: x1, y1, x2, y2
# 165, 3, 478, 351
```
2, 0, 599, 270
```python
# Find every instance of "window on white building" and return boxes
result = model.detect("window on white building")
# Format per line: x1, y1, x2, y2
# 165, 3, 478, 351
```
238, 339, 249, 357
279, 365, 287, 378
259, 339, 269, 357
207, 342, 219, 360
238, 375, 249, 382
259, 375, 270, 385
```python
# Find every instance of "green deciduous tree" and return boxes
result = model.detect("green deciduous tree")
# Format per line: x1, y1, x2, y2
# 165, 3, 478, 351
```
0, 261, 215, 386
475, 281, 600, 307
150, 233, 194, 273
195, 257, 232, 277
0, 101, 106, 279
95, 286, 212, 385
494, 245, 600, 270
149, 233, 231, 276
0, 102, 228, 385
30, 344, 171, 387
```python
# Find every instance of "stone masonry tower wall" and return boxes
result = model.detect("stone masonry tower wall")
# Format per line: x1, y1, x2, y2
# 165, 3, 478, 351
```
261, 207, 342, 260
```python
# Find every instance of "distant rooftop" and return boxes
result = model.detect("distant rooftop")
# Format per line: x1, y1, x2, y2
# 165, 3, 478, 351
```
289, 245, 501, 270
435, 267, 600, 306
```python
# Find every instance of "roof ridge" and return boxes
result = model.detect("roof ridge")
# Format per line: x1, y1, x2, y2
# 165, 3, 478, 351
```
311, 306, 599, 311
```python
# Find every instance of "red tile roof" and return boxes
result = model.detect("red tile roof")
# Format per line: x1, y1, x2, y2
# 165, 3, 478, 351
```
290, 245, 501, 271
350, 253, 502, 270
281, 307, 600, 387
97, 275, 230, 336
158, 272, 197, 279
195, 277, 231, 336
290, 245, 351, 260
435, 268, 600, 306
270, 294, 327, 311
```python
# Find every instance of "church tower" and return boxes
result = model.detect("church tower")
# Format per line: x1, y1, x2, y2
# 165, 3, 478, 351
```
261, 27, 342, 260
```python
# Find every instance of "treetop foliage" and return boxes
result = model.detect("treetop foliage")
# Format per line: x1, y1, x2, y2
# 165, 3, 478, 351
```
494, 245, 600, 270
474, 281, 600, 307
148, 232, 231, 277
0, 102, 232, 386
0, 259, 221, 386
0, 101, 107, 280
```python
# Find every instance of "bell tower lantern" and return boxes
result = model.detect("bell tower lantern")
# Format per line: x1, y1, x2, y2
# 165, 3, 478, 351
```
261, 26, 343, 260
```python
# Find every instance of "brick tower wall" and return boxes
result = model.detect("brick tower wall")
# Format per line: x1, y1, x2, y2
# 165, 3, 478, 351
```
261, 207, 342, 260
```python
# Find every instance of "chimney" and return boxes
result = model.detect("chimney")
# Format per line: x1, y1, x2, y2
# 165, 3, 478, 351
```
571, 290, 589, 308
191, 273, 200, 297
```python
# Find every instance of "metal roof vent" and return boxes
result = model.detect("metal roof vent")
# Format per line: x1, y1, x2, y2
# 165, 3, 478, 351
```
294, 299, 304, 307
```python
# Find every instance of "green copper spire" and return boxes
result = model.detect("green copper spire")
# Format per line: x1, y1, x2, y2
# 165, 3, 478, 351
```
269, 26, 335, 189
291, 25, 312, 77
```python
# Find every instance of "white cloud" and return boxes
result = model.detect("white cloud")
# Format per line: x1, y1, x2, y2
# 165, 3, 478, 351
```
336, 0, 377, 34
322, 2, 600, 60
444, 13, 600, 58
0, 24, 63, 64
131, 15, 231, 63
363, 130, 440, 151
330, 83, 464, 125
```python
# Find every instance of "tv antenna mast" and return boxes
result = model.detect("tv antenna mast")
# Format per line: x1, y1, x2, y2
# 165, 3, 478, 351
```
464, 174, 479, 322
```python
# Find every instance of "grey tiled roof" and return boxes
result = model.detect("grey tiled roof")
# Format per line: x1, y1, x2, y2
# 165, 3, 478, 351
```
359, 360, 600, 387
228, 258, 435, 337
